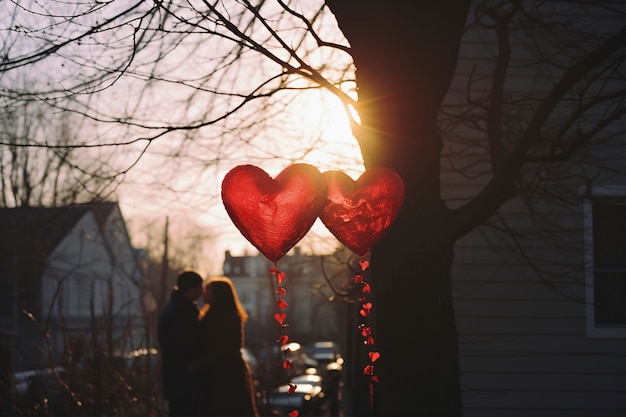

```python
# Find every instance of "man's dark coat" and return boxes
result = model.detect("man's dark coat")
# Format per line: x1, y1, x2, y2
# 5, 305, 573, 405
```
158, 289, 203, 401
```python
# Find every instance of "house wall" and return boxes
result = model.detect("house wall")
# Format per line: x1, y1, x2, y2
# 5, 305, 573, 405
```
452, 203, 626, 416
32, 207, 145, 369
442, 3, 626, 416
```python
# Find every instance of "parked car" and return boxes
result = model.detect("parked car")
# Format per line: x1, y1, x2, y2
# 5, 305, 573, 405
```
309, 341, 340, 364
13, 367, 70, 415
290, 373, 322, 387
267, 378, 325, 416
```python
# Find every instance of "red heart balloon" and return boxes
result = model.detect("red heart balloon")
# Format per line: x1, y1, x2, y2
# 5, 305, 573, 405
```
320, 167, 405, 256
222, 164, 327, 263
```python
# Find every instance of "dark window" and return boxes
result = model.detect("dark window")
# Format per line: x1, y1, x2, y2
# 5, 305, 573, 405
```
592, 202, 626, 326
0, 277, 13, 317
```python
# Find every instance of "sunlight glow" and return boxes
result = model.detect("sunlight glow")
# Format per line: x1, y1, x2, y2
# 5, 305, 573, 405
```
289, 89, 363, 177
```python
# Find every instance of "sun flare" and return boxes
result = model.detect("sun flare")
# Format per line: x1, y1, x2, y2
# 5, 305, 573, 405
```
290, 89, 364, 178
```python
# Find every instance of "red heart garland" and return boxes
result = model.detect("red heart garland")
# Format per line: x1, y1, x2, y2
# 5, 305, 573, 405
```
274, 313, 286, 325
360, 302, 373, 317
320, 168, 404, 256
222, 164, 328, 263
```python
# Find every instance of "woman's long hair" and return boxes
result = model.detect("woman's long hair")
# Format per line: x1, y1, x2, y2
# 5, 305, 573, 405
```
200, 277, 248, 323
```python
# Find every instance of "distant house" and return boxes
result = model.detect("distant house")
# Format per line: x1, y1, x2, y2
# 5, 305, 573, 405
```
221, 247, 353, 353
0, 202, 146, 376
440, 5, 626, 416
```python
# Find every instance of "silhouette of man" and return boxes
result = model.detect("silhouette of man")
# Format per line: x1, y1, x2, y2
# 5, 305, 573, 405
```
158, 270, 204, 417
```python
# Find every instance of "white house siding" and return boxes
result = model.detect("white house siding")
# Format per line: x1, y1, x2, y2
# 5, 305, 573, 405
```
99, 205, 146, 351
42, 210, 111, 321
39, 205, 145, 362
441, 2, 626, 416
453, 216, 626, 416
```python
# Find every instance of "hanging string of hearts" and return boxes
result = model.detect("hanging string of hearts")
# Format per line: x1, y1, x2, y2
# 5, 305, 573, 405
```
354, 258, 379, 409
271, 265, 300, 417
319, 168, 404, 409
222, 163, 328, 417
222, 163, 404, 413
272, 266, 290, 366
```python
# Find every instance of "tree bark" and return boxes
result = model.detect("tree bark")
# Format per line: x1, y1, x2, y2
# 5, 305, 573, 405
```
326, 1, 470, 415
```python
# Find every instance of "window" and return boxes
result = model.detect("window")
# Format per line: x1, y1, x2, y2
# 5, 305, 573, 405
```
0, 273, 15, 332
65, 272, 89, 317
0, 277, 14, 317
583, 186, 626, 338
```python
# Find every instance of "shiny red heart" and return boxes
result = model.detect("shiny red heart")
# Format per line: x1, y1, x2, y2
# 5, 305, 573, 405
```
222, 164, 327, 263
274, 313, 286, 324
320, 168, 404, 256
360, 302, 373, 317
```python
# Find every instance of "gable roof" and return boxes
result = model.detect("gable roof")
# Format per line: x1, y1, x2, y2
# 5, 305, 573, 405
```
0, 202, 118, 315
0, 202, 117, 261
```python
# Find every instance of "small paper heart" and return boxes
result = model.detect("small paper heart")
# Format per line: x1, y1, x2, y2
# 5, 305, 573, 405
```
354, 274, 364, 284
371, 375, 379, 383
269, 267, 279, 274
282, 359, 293, 369
277, 335, 289, 345
369, 351, 381, 362
358, 325, 371, 337
277, 271, 286, 283
359, 308, 370, 317
362, 283, 371, 293
274, 313, 286, 324
363, 364, 374, 375
359, 260, 370, 271
288, 383, 297, 394
365, 336, 375, 345
276, 299, 288, 309
289, 410, 299, 417
277, 287, 287, 297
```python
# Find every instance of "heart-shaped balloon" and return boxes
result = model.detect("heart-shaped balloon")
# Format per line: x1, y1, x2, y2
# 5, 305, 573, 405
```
320, 167, 404, 256
221, 164, 328, 263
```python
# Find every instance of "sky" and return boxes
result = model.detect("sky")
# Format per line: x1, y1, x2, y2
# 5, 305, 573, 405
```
118, 89, 364, 276
0, 1, 364, 277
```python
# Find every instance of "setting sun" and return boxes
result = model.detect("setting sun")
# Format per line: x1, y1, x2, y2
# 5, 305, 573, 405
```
287, 89, 364, 177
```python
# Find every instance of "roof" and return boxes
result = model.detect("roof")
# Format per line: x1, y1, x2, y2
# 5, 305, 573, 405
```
0, 202, 117, 261
0, 202, 117, 293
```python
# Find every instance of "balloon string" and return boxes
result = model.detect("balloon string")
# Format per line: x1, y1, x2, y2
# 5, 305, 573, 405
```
356, 257, 379, 412
270, 264, 299, 417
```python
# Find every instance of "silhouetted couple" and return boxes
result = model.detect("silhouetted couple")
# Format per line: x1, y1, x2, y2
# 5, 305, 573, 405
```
158, 271, 258, 417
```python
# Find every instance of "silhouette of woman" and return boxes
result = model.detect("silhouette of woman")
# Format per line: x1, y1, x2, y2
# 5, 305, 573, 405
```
189, 277, 259, 417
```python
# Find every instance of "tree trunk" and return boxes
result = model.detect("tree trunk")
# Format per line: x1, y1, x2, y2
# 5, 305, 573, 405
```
371, 207, 460, 416
326, 1, 470, 415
